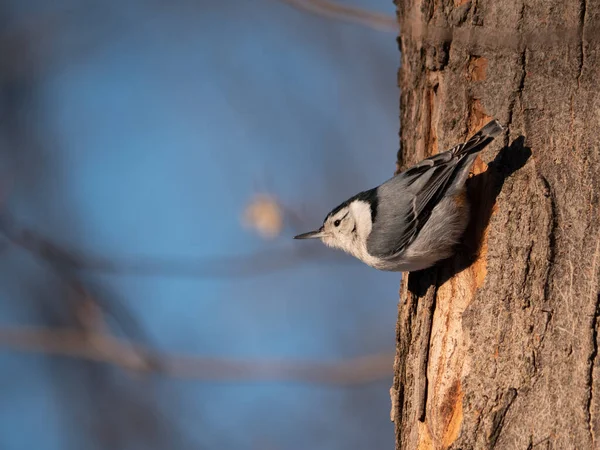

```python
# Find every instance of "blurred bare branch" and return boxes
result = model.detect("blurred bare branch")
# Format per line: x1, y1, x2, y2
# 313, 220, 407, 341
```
275, 0, 399, 32
0, 215, 157, 345
0, 215, 355, 280
0, 325, 393, 385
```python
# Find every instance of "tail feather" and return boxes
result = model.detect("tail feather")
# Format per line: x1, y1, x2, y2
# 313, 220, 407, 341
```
477, 119, 505, 139
452, 119, 504, 157
448, 119, 504, 189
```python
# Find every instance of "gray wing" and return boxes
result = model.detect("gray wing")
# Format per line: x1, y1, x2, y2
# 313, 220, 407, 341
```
366, 156, 461, 259
366, 119, 503, 259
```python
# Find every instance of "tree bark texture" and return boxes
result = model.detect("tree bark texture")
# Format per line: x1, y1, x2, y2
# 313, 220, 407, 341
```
391, 0, 600, 448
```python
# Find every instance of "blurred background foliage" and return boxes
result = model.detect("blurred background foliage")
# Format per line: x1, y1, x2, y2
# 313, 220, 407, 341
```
0, 0, 401, 448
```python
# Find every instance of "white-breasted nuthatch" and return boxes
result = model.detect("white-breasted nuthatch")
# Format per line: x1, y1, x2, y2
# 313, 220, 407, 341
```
294, 119, 504, 272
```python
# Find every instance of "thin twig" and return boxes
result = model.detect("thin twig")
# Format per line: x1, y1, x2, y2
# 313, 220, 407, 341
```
0, 326, 393, 385
274, 0, 399, 33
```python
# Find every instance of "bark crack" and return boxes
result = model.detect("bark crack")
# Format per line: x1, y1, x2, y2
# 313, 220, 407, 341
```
417, 279, 438, 421
521, 242, 534, 307
506, 48, 526, 145
392, 278, 420, 433
587, 293, 600, 444
538, 309, 554, 347
506, 0, 526, 145
488, 388, 518, 448
539, 175, 557, 303
577, 0, 587, 88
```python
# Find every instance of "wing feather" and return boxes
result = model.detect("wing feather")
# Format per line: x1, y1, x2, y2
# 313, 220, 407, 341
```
367, 161, 458, 258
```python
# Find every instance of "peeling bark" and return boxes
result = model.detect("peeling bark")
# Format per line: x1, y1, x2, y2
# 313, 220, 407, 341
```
392, 0, 600, 448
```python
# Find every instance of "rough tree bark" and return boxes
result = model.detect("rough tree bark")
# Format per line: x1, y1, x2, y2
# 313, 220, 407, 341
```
390, 0, 600, 448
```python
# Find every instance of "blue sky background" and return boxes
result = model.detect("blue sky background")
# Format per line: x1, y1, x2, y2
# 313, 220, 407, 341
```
0, 1, 401, 448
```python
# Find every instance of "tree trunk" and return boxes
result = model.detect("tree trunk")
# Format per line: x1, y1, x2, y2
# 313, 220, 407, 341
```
391, 1, 600, 448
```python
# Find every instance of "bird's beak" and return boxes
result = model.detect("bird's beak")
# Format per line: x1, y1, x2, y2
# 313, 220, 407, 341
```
294, 227, 325, 240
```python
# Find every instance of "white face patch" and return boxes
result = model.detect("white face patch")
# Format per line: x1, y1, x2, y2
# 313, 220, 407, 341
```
319, 200, 375, 265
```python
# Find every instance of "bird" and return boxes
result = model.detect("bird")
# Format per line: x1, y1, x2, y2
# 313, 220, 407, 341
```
294, 119, 504, 272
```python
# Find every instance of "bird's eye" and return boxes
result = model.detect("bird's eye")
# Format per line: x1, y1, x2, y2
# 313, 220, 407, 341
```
334, 219, 341, 227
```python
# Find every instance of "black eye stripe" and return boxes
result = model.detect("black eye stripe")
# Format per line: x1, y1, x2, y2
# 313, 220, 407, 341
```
333, 212, 349, 228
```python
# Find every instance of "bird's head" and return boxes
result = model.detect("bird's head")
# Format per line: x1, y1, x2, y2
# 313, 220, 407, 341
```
294, 198, 374, 258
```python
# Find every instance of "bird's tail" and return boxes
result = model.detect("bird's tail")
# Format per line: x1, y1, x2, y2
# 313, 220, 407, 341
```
448, 119, 504, 190
452, 119, 504, 157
